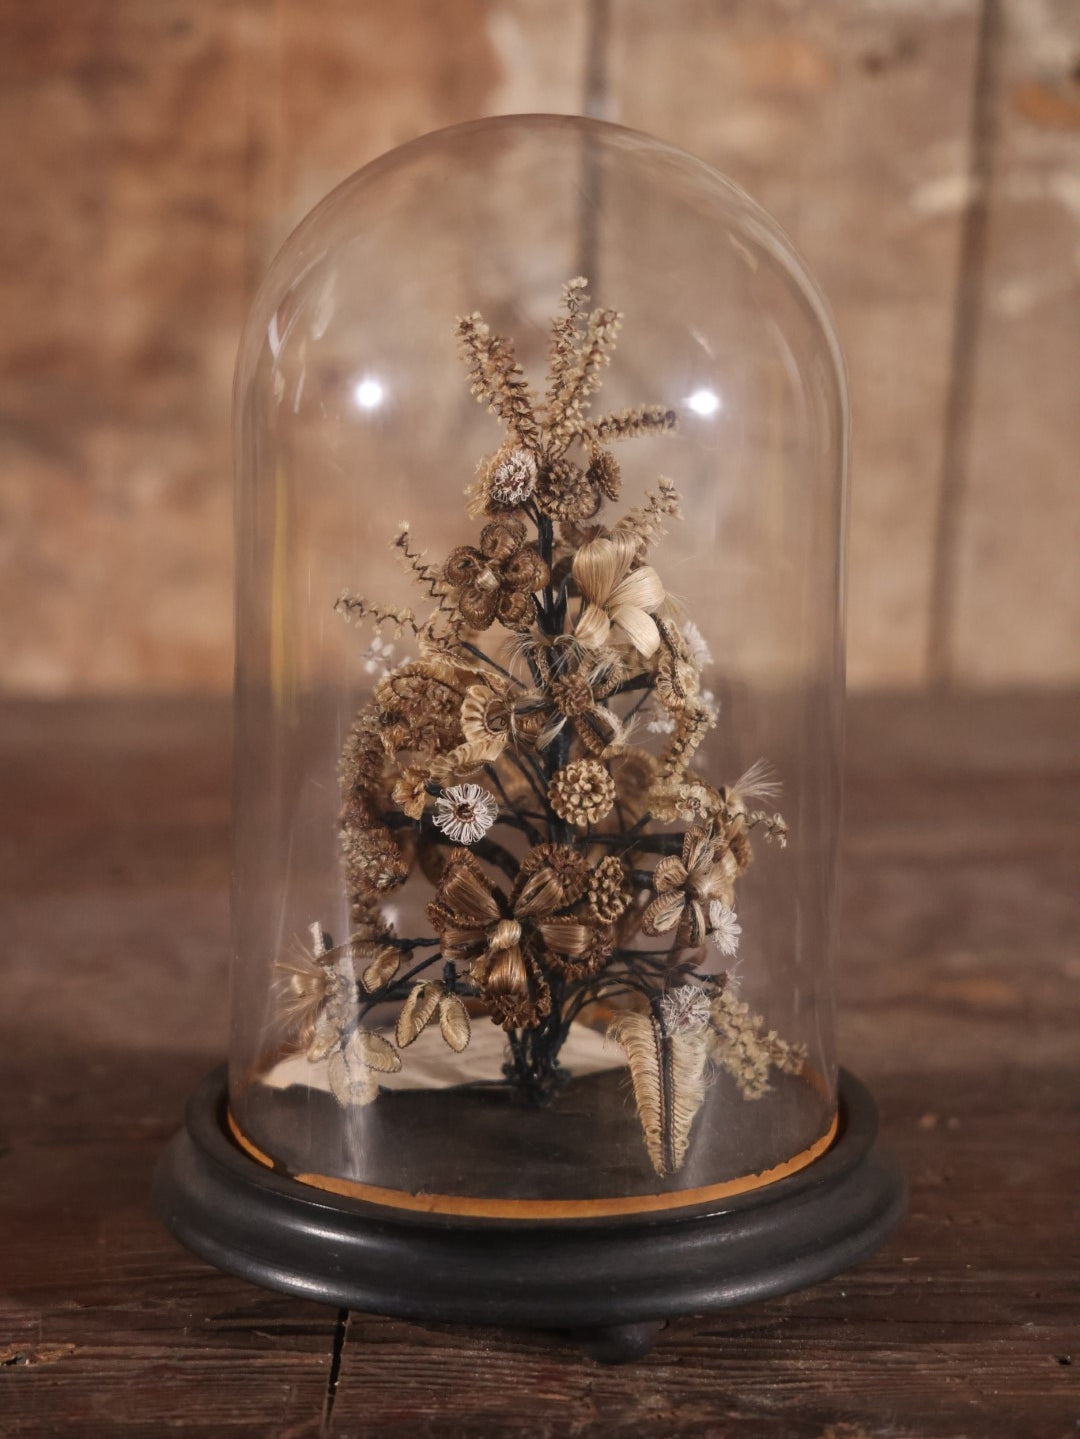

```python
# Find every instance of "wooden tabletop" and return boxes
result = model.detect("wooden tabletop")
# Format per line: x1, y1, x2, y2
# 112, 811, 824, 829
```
1, 694, 1077, 1438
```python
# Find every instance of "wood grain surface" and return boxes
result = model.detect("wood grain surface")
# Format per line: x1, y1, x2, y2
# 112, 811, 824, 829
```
0, 2, 1077, 694
1, 693, 1077, 1436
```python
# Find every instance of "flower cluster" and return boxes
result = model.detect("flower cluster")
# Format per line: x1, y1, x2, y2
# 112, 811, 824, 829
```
275, 280, 800, 1177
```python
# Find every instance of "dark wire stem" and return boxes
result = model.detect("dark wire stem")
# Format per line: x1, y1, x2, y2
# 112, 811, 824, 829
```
551, 573, 571, 632
557, 973, 660, 1037
608, 672, 653, 696
484, 763, 515, 809
533, 510, 558, 634
628, 811, 653, 834
484, 765, 543, 844
505, 750, 549, 808
546, 728, 573, 845
587, 831, 683, 855
524, 749, 551, 791
492, 810, 543, 844
488, 494, 572, 1091
459, 640, 523, 685
623, 685, 656, 725
379, 811, 520, 879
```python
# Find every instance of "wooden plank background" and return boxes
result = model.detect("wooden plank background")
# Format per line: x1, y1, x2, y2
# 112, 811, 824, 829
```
2, 692, 1077, 1434
0, 0, 1077, 694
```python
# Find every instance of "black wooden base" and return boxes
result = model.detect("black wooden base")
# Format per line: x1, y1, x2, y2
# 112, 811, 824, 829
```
154, 1066, 905, 1361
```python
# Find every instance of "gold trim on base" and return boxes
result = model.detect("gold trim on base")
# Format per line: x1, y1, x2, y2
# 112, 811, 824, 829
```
227, 1105, 839, 1221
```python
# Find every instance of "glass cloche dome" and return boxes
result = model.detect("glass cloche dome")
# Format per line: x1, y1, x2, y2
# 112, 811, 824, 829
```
228, 114, 847, 1218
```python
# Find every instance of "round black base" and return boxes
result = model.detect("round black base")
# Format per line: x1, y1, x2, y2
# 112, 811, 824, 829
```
154, 1067, 905, 1361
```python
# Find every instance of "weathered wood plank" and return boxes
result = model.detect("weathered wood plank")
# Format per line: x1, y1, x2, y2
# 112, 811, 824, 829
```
1, 1135, 334, 1438
947, 0, 1080, 685
262, 0, 587, 245
0, 1, 587, 697
0, 2, 252, 693
1, 3, 1078, 699
604, 0, 983, 689
1, 695, 1077, 1434
2, 3, 1076, 696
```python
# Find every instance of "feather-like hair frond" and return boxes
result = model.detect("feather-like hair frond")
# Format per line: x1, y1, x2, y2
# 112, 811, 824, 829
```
586, 404, 678, 445
729, 758, 782, 806
456, 312, 542, 451
705, 989, 806, 1100
609, 1009, 708, 1176
545, 277, 590, 422
612, 477, 682, 553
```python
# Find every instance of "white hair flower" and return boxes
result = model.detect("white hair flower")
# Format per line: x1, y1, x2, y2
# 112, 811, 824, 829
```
432, 783, 499, 845
708, 901, 742, 957
487, 445, 538, 508
658, 984, 711, 1034
681, 620, 712, 669
361, 633, 397, 678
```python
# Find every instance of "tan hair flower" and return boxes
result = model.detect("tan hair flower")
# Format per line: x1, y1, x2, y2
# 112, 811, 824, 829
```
273, 926, 354, 1054
391, 764, 433, 820
514, 842, 592, 912
459, 680, 517, 761
426, 848, 597, 1029
587, 854, 631, 924
444, 518, 550, 631
515, 641, 625, 758
544, 923, 613, 980
374, 662, 465, 756
586, 447, 621, 502
654, 617, 701, 712
548, 758, 616, 827
708, 901, 742, 957
535, 457, 601, 522
572, 531, 665, 657
641, 825, 737, 948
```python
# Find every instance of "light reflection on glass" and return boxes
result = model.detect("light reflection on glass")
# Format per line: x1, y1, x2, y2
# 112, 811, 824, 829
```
352, 376, 385, 411
687, 388, 721, 417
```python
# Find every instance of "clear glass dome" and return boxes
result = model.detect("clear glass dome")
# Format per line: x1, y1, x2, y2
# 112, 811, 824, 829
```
229, 115, 847, 1217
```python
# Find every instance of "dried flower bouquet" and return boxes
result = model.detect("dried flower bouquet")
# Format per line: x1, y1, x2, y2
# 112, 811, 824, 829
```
278, 280, 804, 1178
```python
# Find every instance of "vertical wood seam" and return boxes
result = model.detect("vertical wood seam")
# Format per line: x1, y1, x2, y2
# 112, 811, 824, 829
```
577, 0, 611, 287
583, 0, 611, 120
322, 1307, 350, 1430
241, 0, 285, 300
926, 0, 1003, 689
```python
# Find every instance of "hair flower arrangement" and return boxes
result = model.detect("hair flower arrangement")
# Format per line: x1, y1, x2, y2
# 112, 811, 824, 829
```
275, 280, 804, 1178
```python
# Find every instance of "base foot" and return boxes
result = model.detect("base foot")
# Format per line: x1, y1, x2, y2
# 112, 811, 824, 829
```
567, 1321, 665, 1363
155, 1067, 905, 1353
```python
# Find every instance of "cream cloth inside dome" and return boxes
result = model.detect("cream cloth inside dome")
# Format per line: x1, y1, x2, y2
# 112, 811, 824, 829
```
263, 1019, 624, 1094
